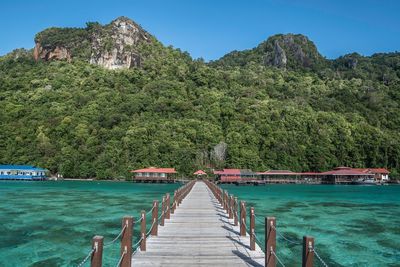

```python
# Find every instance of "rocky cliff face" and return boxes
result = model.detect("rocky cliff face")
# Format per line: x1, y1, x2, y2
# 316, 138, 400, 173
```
211, 33, 328, 71
89, 17, 151, 69
33, 43, 71, 62
260, 34, 326, 69
33, 17, 152, 69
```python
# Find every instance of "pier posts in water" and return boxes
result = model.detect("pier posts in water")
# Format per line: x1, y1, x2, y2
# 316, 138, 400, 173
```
240, 201, 246, 236
302, 236, 315, 267
250, 207, 255, 250
120, 216, 133, 267
151, 200, 159, 236
140, 210, 146, 251
166, 193, 171, 219
91, 235, 104, 267
266, 217, 276, 267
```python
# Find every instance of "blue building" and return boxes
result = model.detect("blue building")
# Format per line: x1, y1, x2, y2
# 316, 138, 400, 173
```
0, 165, 48, 180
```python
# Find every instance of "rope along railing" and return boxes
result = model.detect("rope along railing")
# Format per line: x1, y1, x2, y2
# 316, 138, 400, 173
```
115, 248, 127, 267
271, 249, 286, 267
312, 248, 329, 267
203, 179, 331, 267
76, 180, 196, 267
77, 247, 96, 267
104, 224, 127, 247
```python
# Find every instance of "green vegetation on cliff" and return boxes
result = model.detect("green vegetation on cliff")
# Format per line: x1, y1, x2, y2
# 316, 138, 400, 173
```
1, 20, 400, 179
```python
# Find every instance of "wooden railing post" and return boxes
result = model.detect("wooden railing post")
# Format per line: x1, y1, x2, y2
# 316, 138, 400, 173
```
302, 236, 314, 267
166, 193, 171, 219
120, 216, 133, 267
171, 191, 176, 214
151, 200, 158, 236
266, 217, 276, 267
234, 197, 238, 226
91, 235, 103, 267
140, 210, 146, 251
250, 207, 255, 250
161, 196, 166, 226
240, 201, 246, 236
229, 195, 234, 219
226, 192, 230, 214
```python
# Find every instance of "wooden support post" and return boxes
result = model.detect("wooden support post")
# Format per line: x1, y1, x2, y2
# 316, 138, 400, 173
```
176, 189, 180, 207
266, 217, 276, 267
250, 207, 255, 250
234, 197, 238, 226
240, 201, 246, 236
171, 191, 176, 214
221, 190, 225, 210
151, 200, 158, 236
120, 216, 133, 267
91, 235, 103, 267
161, 196, 166, 226
302, 236, 314, 267
224, 193, 229, 213
166, 193, 171, 219
140, 210, 146, 251
225, 192, 230, 213
229, 195, 234, 219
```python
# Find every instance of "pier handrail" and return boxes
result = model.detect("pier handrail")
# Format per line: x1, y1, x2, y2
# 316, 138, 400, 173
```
203, 179, 330, 267
76, 180, 196, 267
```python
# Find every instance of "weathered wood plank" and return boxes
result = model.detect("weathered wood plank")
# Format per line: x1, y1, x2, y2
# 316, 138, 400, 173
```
132, 181, 264, 266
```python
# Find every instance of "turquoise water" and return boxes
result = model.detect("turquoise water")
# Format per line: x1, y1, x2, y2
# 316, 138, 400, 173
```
1, 182, 399, 266
221, 184, 400, 267
0, 181, 179, 267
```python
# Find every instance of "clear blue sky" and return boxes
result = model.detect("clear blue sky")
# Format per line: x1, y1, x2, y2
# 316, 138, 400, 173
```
1, 0, 399, 61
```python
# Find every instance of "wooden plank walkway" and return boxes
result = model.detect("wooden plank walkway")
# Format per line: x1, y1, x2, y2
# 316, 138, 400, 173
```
132, 181, 264, 266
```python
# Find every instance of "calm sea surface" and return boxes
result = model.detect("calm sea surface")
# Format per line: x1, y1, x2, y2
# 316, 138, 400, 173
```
0, 181, 179, 267
221, 184, 400, 267
0, 181, 399, 266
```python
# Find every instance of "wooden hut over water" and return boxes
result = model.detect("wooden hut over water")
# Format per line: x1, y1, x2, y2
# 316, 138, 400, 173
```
130, 167, 177, 183
213, 169, 258, 184
193, 170, 207, 179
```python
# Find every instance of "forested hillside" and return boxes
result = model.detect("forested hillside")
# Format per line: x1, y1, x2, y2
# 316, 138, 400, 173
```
1, 17, 399, 179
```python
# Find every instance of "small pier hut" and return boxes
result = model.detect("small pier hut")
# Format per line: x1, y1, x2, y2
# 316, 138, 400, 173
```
0, 165, 47, 180
320, 167, 374, 184
193, 170, 207, 179
353, 168, 390, 182
130, 167, 177, 183
257, 170, 300, 184
213, 169, 257, 183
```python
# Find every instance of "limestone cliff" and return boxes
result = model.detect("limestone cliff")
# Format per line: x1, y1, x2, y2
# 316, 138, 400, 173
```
89, 17, 152, 69
33, 43, 71, 62
212, 34, 329, 71
33, 17, 152, 69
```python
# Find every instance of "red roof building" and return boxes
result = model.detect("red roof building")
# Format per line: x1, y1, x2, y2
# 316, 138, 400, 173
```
130, 167, 177, 182
353, 168, 390, 181
193, 170, 207, 176
213, 169, 256, 182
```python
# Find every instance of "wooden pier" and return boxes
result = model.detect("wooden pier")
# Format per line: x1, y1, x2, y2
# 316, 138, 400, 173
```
132, 181, 264, 266
78, 180, 329, 267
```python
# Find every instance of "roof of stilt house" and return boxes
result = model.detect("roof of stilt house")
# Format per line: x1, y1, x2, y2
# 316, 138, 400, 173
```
130, 167, 177, 173
194, 170, 207, 175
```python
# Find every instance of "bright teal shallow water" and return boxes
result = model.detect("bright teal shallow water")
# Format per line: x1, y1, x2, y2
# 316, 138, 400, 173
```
0, 181, 179, 267
221, 184, 400, 267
